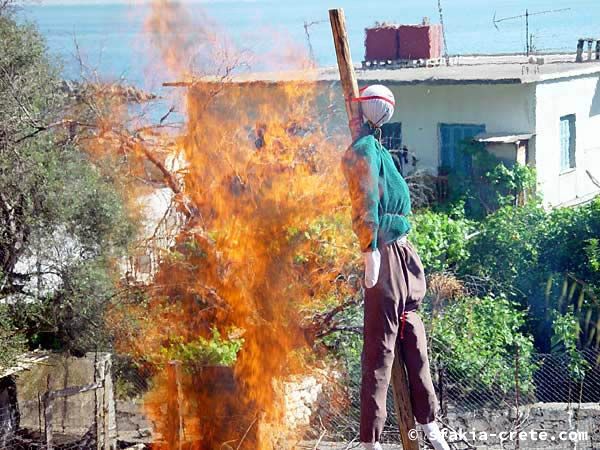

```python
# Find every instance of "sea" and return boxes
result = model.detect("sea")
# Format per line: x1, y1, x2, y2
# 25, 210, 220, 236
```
16, 1, 600, 86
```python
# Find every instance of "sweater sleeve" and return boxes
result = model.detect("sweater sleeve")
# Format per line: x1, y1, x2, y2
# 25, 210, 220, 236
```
341, 140, 381, 252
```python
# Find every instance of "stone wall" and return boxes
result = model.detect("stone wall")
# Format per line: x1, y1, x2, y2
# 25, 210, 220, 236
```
446, 402, 600, 449
283, 375, 324, 429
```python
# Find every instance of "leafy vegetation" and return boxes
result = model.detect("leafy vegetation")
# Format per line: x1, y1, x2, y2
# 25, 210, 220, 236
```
0, 304, 26, 369
551, 308, 589, 381
410, 204, 474, 272
156, 328, 244, 368
429, 295, 536, 393
0, 8, 136, 365
463, 198, 600, 352
445, 139, 537, 219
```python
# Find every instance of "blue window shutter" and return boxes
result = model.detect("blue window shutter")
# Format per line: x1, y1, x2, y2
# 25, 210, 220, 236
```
440, 123, 485, 173
440, 125, 452, 168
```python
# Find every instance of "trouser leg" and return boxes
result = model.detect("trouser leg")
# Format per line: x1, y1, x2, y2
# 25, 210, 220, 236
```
397, 310, 438, 425
359, 281, 399, 443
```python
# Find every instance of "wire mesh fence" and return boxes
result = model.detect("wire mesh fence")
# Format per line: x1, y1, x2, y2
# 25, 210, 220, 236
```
306, 348, 600, 447
105, 349, 600, 448
111, 360, 154, 447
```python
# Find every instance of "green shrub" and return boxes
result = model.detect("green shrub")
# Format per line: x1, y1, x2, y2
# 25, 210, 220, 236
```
551, 307, 589, 381
430, 295, 536, 393
157, 328, 244, 368
0, 305, 26, 370
444, 140, 537, 219
461, 202, 547, 298
410, 206, 475, 272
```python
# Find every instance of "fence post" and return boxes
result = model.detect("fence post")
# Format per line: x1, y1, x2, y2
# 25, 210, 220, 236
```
95, 355, 106, 450
102, 357, 111, 450
166, 361, 184, 450
514, 346, 521, 450
43, 374, 53, 450
437, 363, 446, 418
38, 392, 43, 436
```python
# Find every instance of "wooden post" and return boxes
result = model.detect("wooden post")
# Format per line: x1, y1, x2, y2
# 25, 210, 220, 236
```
102, 358, 111, 450
166, 361, 184, 450
329, 8, 420, 450
328, 8, 362, 141
42, 393, 53, 450
391, 347, 420, 450
38, 392, 43, 435
94, 357, 105, 450
43, 375, 53, 450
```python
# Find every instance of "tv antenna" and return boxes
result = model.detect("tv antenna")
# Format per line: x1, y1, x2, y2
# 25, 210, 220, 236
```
304, 19, 327, 63
492, 8, 571, 55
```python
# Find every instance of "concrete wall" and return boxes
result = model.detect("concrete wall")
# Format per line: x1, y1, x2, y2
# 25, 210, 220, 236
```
535, 76, 600, 206
16, 352, 116, 447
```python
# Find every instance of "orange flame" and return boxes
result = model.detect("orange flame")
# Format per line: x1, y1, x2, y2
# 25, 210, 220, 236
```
102, 1, 360, 448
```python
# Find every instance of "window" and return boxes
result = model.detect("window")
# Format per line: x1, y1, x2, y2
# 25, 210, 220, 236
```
560, 114, 576, 172
380, 122, 405, 173
439, 123, 486, 174
381, 122, 402, 150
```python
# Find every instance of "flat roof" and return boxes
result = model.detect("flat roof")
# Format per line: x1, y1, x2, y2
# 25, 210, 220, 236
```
164, 54, 600, 87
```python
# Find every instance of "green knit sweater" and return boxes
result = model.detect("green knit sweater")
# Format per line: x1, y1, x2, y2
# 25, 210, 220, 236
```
341, 126, 412, 251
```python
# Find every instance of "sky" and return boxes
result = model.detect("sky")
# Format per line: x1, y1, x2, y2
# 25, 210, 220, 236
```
39, 0, 258, 4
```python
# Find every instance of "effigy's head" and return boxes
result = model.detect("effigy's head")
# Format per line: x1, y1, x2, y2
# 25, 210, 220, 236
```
359, 84, 395, 127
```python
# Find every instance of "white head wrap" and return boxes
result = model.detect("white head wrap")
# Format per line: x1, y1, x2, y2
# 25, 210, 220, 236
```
358, 84, 395, 127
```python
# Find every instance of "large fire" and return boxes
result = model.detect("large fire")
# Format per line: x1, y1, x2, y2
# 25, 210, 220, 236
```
102, 1, 359, 448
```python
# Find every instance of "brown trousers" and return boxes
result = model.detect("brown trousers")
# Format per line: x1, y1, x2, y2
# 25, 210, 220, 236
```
360, 238, 439, 443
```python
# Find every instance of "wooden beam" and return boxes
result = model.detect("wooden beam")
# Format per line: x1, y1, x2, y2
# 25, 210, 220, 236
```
46, 382, 101, 400
328, 8, 420, 450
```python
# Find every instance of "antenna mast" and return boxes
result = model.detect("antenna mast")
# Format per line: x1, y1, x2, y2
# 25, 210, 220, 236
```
493, 8, 570, 55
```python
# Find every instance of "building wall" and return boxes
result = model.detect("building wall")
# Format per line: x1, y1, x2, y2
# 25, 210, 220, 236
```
196, 78, 600, 207
535, 76, 600, 206
384, 83, 536, 172
205, 81, 536, 178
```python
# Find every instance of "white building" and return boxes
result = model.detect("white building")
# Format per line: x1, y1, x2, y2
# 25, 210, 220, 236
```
200, 54, 600, 207
354, 54, 600, 207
